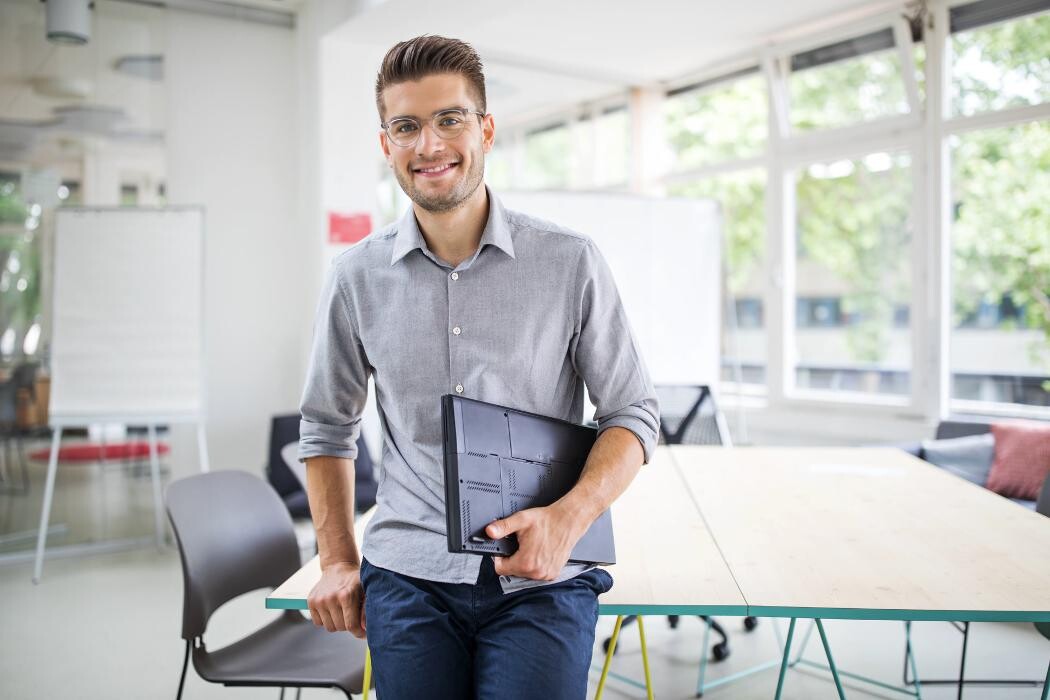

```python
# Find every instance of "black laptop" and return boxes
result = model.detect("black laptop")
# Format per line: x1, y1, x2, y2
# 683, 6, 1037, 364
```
441, 395, 615, 565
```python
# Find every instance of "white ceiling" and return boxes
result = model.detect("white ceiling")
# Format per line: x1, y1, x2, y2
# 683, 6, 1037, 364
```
329, 0, 897, 122
0, 0, 899, 163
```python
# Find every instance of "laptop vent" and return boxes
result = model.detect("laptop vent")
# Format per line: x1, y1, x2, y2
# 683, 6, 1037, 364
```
464, 480, 500, 495
461, 500, 470, 536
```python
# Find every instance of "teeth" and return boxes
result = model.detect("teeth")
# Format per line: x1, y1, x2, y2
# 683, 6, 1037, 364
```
417, 163, 456, 173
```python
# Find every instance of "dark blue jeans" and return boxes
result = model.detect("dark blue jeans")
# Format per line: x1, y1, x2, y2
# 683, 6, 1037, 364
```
360, 557, 614, 700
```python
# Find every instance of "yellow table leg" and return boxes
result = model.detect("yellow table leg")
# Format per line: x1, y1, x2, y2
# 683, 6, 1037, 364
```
594, 615, 625, 700
637, 617, 654, 700
362, 646, 372, 699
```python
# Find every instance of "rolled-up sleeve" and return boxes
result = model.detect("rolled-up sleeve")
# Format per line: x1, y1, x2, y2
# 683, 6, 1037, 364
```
298, 258, 371, 462
570, 239, 660, 463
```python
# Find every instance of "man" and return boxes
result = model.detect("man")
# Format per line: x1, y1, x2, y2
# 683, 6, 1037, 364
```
299, 35, 659, 699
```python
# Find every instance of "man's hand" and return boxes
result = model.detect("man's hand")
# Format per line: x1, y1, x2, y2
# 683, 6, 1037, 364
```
307, 561, 366, 638
485, 504, 590, 581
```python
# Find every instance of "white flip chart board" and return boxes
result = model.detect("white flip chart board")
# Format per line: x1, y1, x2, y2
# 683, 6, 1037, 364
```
500, 191, 722, 386
50, 207, 205, 423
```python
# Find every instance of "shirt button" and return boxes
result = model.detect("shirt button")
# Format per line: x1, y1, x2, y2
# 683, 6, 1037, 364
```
452, 326, 461, 335
455, 384, 464, 393
450, 272, 459, 281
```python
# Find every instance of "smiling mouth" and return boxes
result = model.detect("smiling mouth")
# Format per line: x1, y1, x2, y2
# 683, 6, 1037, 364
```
413, 162, 459, 177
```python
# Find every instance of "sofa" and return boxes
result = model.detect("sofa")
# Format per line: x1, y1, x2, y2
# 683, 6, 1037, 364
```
901, 418, 1049, 511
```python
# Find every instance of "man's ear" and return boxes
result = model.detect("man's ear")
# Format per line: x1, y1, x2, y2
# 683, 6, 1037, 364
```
379, 130, 392, 163
482, 113, 495, 154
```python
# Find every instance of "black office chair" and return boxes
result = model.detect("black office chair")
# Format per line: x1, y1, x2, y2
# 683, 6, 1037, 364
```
166, 470, 370, 699
602, 385, 757, 663
0, 362, 47, 495
264, 414, 378, 518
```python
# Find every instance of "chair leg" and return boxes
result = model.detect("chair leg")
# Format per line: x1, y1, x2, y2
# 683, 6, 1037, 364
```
278, 687, 285, 700
294, 688, 301, 700
698, 615, 730, 661
176, 640, 190, 700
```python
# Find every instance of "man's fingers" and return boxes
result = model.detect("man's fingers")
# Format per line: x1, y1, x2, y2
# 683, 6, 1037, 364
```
493, 554, 509, 576
316, 602, 337, 632
486, 510, 527, 539
308, 602, 324, 628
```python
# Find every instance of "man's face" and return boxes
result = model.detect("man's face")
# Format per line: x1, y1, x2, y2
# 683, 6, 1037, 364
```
380, 73, 495, 213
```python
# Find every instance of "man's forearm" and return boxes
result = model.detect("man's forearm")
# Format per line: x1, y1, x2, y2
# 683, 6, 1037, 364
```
305, 456, 359, 570
553, 426, 644, 531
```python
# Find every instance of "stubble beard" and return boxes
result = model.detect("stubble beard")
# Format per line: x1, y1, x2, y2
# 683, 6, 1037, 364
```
396, 148, 486, 213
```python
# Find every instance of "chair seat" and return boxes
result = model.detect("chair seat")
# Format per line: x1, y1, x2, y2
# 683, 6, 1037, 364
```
194, 610, 367, 695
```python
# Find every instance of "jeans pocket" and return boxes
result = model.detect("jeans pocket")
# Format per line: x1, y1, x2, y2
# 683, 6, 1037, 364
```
359, 558, 374, 591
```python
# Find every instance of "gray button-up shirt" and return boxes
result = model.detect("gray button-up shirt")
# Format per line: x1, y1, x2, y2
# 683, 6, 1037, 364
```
299, 188, 659, 591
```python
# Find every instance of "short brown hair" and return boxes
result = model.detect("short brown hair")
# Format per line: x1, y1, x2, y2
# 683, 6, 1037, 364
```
375, 35, 487, 120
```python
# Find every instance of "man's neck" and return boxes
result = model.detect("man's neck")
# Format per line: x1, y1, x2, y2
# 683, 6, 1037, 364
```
414, 185, 489, 268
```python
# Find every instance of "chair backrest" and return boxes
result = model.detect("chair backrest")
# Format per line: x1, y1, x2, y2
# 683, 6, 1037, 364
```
266, 414, 303, 497
165, 470, 301, 641
935, 420, 991, 440
266, 414, 375, 498
12, 362, 38, 395
655, 384, 731, 446
0, 377, 16, 425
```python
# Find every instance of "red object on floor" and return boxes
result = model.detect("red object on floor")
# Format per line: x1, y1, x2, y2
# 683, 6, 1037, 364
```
28, 442, 171, 463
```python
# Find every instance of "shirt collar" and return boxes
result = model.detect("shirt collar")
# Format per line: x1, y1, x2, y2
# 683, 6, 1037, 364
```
389, 186, 516, 266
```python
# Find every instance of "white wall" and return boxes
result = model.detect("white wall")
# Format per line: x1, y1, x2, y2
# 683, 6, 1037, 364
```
165, 9, 306, 474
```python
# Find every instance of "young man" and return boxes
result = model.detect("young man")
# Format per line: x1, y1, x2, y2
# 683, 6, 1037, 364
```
299, 35, 659, 699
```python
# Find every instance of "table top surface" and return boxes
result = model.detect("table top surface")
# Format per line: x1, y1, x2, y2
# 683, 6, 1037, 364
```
267, 446, 1050, 622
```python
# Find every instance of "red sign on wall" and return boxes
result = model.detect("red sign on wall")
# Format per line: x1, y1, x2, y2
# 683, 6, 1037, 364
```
328, 211, 372, 245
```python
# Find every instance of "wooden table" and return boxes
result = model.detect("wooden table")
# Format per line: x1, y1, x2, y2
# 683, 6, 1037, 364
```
268, 454, 747, 616
266, 446, 1050, 699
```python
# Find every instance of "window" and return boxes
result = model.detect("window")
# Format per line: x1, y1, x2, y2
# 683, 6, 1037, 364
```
950, 2, 1050, 116
592, 106, 630, 187
120, 184, 139, 206
950, 120, 1050, 407
523, 122, 570, 189
664, 69, 766, 170
790, 28, 911, 131
485, 142, 512, 190
794, 152, 913, 397
0, 176, 42, 365
668, 169, 767, 388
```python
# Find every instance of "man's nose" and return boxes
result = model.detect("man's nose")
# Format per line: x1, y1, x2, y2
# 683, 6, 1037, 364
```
415, 122, 446, 156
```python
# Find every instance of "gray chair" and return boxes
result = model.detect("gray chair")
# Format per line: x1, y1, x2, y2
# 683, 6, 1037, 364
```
166, 470, 369, 699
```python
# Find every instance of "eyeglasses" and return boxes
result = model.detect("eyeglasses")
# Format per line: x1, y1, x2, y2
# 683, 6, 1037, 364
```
381, 108, 486, 148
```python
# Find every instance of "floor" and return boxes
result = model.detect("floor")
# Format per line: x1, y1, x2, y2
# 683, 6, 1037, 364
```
1, 442, 1048, 699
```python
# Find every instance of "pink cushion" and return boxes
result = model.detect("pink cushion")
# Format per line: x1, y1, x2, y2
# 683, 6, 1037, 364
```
986, 421, 1050, 501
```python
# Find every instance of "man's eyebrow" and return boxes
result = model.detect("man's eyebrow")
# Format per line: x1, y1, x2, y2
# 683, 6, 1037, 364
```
387, 106, 470, 121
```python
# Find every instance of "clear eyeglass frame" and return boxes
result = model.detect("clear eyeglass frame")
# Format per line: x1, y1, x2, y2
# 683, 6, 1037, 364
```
382, 108, 486, 148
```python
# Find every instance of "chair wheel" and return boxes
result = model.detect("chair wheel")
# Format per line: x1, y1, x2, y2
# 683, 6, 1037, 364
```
668, 615, 680, 629
712, 642, 730, 661
602, 637, 618, 655
744, 616, 758, 631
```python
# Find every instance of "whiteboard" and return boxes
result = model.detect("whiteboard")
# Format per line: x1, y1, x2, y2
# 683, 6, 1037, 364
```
500, 191, 721, 386
50, 207, 205, 422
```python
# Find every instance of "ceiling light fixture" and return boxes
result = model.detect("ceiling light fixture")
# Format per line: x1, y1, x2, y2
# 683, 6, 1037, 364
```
43, 0, 94, 46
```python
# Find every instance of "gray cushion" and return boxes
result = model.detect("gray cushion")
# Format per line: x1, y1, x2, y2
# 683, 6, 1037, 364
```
921, 433, 995, 486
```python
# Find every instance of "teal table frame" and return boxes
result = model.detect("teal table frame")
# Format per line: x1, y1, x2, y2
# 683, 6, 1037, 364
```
571, 604, 1050, 700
